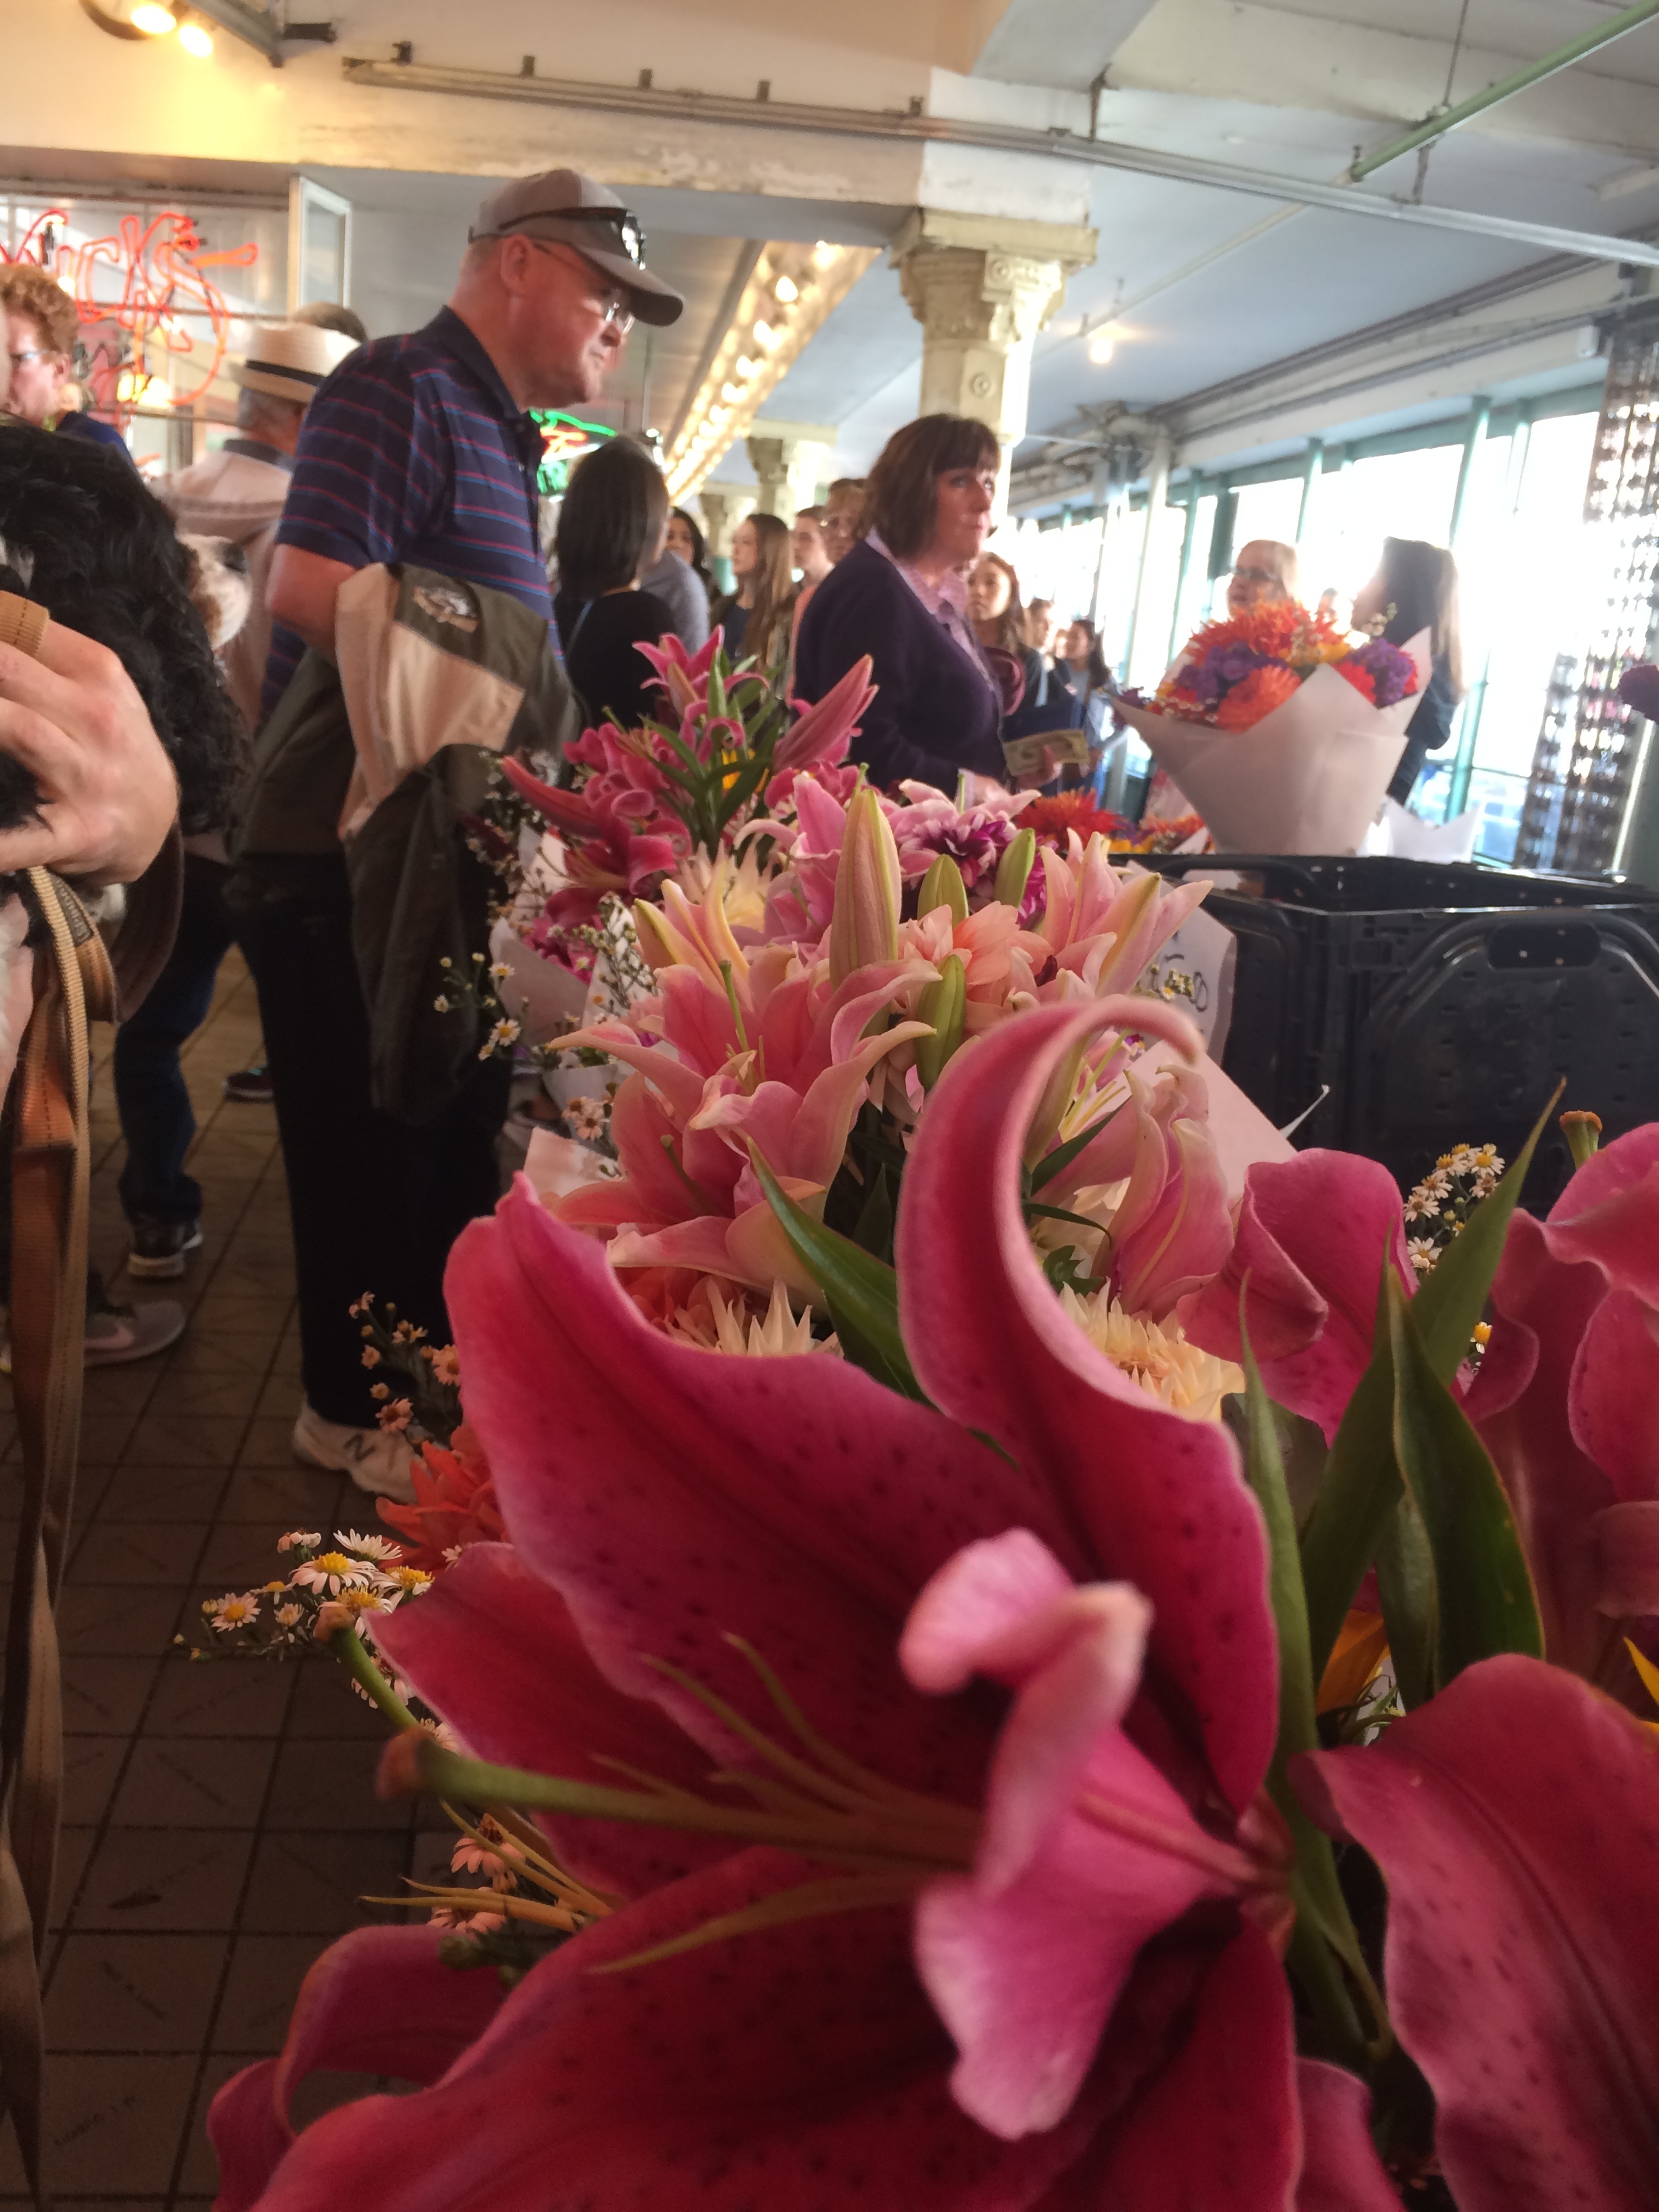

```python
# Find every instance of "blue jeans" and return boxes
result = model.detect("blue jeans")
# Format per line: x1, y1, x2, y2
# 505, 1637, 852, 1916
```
113, 855, 236, 1225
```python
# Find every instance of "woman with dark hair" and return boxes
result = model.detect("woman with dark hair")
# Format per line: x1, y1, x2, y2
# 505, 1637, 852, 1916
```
1351, 537, 1465, 804
968, 550, 1044, 720
552, 438, 675, 730
714, 511, 792, 672
794, 413, 1004, 794
665, 507, 716, 605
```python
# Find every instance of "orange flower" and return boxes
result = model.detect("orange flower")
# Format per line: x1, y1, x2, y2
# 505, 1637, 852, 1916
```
1214, 663, 1302, 729
1336, 659, 1378, 704
376, 1424, 505, 1572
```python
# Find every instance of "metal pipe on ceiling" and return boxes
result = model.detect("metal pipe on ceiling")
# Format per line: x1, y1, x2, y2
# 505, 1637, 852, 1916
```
1349, 0, 1659, 182
337, 57, 1659, 271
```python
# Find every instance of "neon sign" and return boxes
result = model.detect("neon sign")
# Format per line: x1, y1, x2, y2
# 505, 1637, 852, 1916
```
2, 205, 258, 422
531, 407, 615, 496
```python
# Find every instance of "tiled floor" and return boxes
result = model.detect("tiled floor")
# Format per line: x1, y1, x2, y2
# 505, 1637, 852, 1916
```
1, 952, 443, 2208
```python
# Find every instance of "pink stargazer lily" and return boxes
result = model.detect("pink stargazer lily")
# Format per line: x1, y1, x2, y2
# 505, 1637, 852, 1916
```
1180, 1149, 1415, 1440
209, 1000, 1307, 2209
1300, 1654, 1659, 2212
1462, 1126, 1659, 1695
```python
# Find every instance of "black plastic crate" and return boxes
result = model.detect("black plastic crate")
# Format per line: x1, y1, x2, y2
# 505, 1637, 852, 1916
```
1138, 855, 1659, 1204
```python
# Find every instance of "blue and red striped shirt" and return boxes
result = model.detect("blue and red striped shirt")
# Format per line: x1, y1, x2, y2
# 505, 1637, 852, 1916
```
261, 306, 553, 718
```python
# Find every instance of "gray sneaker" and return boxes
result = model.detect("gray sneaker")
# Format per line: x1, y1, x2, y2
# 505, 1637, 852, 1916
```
291, 1399, 417, 1504
83, 1294, 186, 1366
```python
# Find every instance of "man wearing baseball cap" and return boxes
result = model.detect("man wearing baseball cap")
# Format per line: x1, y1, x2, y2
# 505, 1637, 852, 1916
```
243, 171, 682, 1498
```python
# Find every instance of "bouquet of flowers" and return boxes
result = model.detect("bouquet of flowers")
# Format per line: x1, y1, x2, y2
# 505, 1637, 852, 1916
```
205, 631, 1659, 2212
1118, 602, 1429, 853
1152, 601, 1418, 731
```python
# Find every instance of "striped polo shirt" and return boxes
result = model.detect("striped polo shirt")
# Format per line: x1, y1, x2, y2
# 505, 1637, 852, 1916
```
261, 306, 552, 719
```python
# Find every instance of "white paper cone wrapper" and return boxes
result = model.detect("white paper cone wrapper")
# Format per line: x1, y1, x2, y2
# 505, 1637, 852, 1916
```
1119, 633, 1430, 853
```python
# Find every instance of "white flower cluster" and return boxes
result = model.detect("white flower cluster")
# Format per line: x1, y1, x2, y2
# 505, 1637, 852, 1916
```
1403, 1143, 1505, 1273
199, 1527, 434, 1646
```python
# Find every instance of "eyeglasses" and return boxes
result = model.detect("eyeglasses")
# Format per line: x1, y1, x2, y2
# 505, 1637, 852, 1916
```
525, 241, 635, 335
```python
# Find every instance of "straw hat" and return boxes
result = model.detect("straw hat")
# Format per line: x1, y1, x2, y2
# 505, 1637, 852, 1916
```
233, 322, 359, 405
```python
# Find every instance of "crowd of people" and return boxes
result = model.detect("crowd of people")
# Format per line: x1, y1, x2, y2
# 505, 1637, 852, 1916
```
0, 158, 1467, 1514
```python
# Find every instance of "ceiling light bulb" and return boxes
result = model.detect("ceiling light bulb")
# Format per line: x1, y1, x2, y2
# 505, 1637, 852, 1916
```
176, 14, 213, 51
721, 381, 740, 402
752, 319, 775, 346
774, 275, 799, 304
130, 1, 177, 27
735, 355, 757, 377
812, 241, 836, 268
1087, 328, 1117, 366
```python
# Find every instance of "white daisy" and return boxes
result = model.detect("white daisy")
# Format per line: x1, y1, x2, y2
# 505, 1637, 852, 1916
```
274, 1603, 304, 1628
289, 1549, 387, 1596
276, 1530, 322, 1553
203, 1591, 262, 1633
334, 1530, 405, 1562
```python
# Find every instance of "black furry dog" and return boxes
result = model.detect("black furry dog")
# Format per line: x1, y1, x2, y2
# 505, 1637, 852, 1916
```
0, 423, 245, 836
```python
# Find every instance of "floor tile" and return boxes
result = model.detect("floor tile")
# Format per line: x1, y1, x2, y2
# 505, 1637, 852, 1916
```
234, 1417, 308, 1471
0, 2055, 199, 2195
211, 1936, 327, 2054
45, 1933, 224, 2052
241, 1832, 413, 1936
92, 1464, 233, 1524
70, 1826, 253, 1934
285, 1661, 388, 1742
70, 1523, 207, 1589
61, 1736, 130, 1826
264, 1738, 410, 1833
110, 1737, 276, 1830
142, 1656, 294, 1739
57, 1584, 187, 1656
119, 1418, 251, 1471
61, 1654, 161, 1737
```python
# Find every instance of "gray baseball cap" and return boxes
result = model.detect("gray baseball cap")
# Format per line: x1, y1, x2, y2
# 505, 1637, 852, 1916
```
469, 169, 684, 327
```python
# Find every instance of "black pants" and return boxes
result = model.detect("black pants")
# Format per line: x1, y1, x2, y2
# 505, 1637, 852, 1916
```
112, 853, 237, 1227
237, 893, 510, 1429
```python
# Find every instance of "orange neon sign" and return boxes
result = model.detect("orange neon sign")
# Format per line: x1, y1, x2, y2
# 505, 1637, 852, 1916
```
2, 205, 259, 420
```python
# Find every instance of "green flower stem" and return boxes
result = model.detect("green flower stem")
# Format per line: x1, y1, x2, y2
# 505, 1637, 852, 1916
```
384, 1737, 977, 1872
328, 1620, 419, 1732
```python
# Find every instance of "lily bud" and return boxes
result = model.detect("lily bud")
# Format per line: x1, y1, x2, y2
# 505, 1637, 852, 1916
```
632, 900, 678, 972
916, 954, 967, 1090
918, 853, 969, 927
1560, 1109, 1603, 1168
994, 828, 1037, 912
829, 785, 901, 987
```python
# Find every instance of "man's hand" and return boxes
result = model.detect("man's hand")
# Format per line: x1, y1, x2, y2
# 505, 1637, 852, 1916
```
0, 621, 177, 885
265, 545, 355, 659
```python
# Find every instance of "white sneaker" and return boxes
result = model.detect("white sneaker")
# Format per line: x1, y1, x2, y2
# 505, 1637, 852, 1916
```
290, 1399, 418, 1504
85, 1294, 186, 1366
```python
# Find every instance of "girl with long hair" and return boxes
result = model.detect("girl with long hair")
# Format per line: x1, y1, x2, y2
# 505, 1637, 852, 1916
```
715, 510, 792, 672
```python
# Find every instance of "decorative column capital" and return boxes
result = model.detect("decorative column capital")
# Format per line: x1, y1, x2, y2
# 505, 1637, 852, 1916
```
745, 422, 836, 518
891, 207, 1098, 484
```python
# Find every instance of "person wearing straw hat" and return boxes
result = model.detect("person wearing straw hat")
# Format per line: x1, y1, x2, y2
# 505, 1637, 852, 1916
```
157, 321, 359, 733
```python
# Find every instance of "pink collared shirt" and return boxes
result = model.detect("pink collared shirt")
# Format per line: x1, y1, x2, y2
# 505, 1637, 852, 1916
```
865, 530, 998, 695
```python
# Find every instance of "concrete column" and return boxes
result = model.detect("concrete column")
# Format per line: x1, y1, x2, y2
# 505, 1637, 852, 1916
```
893, 209, 1096, 506
745, 420, 836, 518
697, 489, 732, 562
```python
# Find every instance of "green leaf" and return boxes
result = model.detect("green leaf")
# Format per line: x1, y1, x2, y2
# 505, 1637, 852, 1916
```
749, 1150, 924, 1401
1298, 1088, 1557, 1684
1028, 1099, 1126, 1194
1374, 1491, 1436, 1710
1236, 1305, 1383, 2060
1385, 1271, 1544, 1685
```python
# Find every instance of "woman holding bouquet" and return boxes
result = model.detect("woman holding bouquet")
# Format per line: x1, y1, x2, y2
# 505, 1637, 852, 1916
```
1351, 537, 1464, 804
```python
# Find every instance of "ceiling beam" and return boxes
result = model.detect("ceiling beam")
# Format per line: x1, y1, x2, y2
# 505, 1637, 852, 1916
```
337, 56, 1659, 271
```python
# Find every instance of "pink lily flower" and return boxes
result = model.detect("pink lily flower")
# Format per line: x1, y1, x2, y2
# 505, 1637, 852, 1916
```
634, 624, 724, 718
1300, 1654, 1659, 2212
211, 998, 1297, 2208
1463, 1126, 1659, 1692
1179, 1150, 1416, 1441
768, 653, 877, 777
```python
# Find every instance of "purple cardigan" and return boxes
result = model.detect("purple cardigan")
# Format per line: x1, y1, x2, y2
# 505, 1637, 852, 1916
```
793, 540, 1003, 792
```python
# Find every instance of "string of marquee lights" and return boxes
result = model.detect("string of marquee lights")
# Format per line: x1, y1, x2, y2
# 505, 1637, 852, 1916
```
663, 240, 878, 502
1, 204, 257, 422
